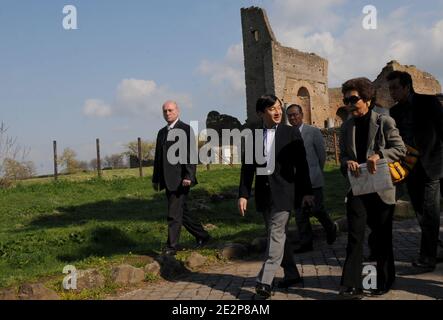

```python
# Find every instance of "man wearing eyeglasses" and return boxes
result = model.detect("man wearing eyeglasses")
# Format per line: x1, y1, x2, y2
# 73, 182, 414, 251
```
286, 104, 338, 253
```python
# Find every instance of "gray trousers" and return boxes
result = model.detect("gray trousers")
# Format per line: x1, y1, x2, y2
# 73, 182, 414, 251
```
257, 209, 301, 286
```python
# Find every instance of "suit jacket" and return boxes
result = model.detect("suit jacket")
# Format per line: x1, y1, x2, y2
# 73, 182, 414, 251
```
238, 124, 312, 212
390, 93, 443, 179
300, 124, 326, 188
152, 120, 197, 191
339, 111, 407, 205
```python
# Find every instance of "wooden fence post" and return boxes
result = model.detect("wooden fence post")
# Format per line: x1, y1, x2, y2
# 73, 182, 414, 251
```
53, 140, 58, 181
96, 138, 102, 178
333, 130, 339, 166
138, 137, 143, 177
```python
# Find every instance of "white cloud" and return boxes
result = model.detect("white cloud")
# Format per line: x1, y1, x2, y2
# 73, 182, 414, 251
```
197, 43, 245, 94
270, 0, 347, 34
83, 79, 192, 118
431, 20, 443, 48
83, 99, 112, 117
267, 3, 443, 88
196, 1, 443, 121
117, 79, 158, 102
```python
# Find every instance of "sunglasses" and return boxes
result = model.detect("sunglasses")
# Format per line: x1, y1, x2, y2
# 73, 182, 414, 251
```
343, 95, 362, 105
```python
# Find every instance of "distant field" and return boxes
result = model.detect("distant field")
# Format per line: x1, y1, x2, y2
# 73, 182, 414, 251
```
21, 167, 155, 184
0, 163, 346, 290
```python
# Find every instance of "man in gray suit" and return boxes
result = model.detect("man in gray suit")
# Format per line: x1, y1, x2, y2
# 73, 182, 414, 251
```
287, 105, 337, 253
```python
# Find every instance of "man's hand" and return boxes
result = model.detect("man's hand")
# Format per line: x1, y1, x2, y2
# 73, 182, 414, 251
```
366, 154, 380, 174
302, 195, 315, 208
238, 197, 248, 216
347, 160, 360, 177
152, 183, 160, 192
182, 179, 192, 187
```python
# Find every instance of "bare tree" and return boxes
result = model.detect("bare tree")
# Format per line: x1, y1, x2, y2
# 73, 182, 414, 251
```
124, 140, 156, 162
0, 122, 32, 181
89, 158, 97, 170
78, 161, 89, 171
2, 158, 36, 180
59, 148, 80, 174
104, 153, 126, 169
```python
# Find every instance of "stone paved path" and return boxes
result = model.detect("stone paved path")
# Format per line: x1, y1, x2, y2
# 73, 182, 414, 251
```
109, 216, 443, 300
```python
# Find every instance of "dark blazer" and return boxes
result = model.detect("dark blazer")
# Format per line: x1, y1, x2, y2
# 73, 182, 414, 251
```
390, 93, 443, 179
152, 120, 197, 191
339, 111, 406, 204
238, 124, 312, 212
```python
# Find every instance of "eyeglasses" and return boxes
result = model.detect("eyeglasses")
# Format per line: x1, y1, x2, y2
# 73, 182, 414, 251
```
343, 95, 362, 105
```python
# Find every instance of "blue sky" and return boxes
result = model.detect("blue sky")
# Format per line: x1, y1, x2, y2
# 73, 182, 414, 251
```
1, 0, 442, 174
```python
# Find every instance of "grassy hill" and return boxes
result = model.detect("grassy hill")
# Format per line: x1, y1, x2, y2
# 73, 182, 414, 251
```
0, 163, 346, 290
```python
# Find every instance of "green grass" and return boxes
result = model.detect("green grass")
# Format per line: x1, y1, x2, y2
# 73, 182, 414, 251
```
0, 163, 346, 292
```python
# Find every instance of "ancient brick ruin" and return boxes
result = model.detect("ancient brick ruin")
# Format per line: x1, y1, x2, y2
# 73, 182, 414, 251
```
241, 7, 330, 128
373, 60, 442, 108
240, 6, 442, 129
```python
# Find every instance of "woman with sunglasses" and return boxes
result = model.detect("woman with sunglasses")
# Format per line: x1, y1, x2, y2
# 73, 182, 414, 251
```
338, 77, 406, 299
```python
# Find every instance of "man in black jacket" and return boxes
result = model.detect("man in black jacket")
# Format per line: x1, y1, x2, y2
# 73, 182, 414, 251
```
388, 71, 443, 272
238, 94, 314, 299
152, 101, 210, 256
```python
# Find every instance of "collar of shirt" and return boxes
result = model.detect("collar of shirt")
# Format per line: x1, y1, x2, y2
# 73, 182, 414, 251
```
298, 123, 304, 133
263, 124, 278, 132
263, 125, 277, 161
167, 118, 179, 130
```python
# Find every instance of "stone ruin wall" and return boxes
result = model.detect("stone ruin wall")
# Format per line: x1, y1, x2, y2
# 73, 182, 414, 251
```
241, 7, 332, 128
373, 60, 442, 108
209, 7, 443, 157
272, 45, 331, 128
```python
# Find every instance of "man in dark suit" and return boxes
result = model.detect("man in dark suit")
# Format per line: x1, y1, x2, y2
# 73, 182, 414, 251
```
388, 71, 443, 272
238, 94, 314, 299
152, 100, 210, 256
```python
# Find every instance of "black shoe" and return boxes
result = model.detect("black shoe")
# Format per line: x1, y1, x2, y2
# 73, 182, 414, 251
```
277, 277, 303, 289
339, 287, 363, 300
411, 259, 435, 272
294, 243, 313, 253
327, 223, 338, 245
194, 235, 211, 249
368, 288, 390, 296
255, 283, 272, 299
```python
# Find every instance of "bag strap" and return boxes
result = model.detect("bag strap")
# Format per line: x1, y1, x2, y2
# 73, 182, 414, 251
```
374, 114, 383, 152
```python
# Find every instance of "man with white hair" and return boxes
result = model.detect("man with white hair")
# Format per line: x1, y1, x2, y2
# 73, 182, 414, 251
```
152, 101, 211, 256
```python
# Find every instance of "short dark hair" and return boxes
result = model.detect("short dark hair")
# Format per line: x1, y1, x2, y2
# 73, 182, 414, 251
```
341, 77, 376, 103
256, 94, 282, 113
286, 104, 302, 114
386, 71, 414, 92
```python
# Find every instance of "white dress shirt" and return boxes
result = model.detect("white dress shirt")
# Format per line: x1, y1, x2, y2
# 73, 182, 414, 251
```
298, 123, 304, 133
263, 125, 277, 165
167, 118, 179, 130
